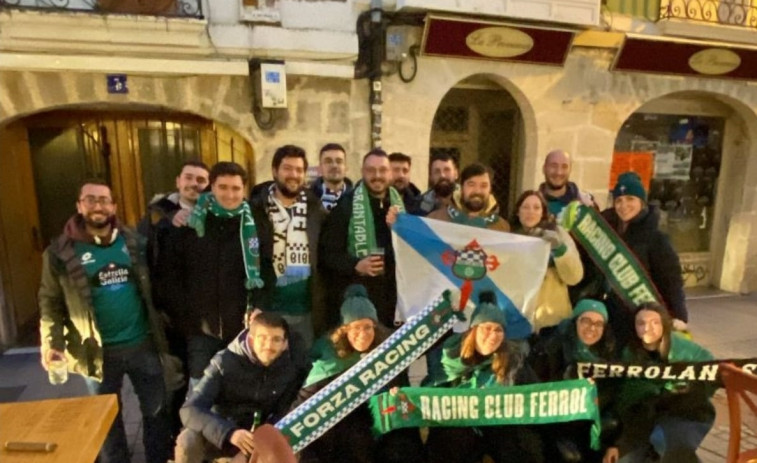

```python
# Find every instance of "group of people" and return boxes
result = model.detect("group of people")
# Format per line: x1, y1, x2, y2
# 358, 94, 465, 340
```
37, 143, 714, 463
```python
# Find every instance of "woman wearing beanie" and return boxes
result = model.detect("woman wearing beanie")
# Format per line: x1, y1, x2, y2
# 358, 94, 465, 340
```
604, 303, 714, 463
294, 284, 424, 463
600, 172, 687, 349
528, 299, 618, 462
510, 190, 584, 333
424, 292, 544, 463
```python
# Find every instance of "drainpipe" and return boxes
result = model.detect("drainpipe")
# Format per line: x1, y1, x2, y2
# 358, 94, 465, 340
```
369, 0, 383, 149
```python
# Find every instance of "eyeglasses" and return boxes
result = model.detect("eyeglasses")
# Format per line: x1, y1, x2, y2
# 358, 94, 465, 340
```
79, 196, 114, 206
578, 317, 605, 330
254, 334, 286, 344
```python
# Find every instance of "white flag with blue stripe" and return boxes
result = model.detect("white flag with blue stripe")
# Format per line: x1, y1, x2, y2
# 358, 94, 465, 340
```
392, 214, 550, 339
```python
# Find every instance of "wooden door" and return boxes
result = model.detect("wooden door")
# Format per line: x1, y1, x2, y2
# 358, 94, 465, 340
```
0, 122, 44, 345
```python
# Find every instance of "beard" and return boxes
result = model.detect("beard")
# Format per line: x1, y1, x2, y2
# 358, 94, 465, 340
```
82, 213, 113, 229
366, 179, 388, 196
545, 178, 567, 191
433, 179, 455, 198
276, 179, 302, 199
463, 194, 486, 213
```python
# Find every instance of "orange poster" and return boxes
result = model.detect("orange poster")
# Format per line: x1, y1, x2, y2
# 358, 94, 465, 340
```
609, 151, 654, 191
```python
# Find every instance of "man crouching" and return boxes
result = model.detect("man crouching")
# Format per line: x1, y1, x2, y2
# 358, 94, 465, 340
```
174, 312, 309, 462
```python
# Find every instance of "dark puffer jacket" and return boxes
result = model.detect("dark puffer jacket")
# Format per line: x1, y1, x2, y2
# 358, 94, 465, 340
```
159, 213, 249, 342
600, 207, 686, 347
179, 329, 309, 449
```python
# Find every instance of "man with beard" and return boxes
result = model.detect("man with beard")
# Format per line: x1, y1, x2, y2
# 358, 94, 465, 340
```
538, 149, 596, 218
310, 142, 353, 212
39, 180, 172, 463
320, 149, 405, 328
427, 162, 510, 231
388, 152, 421, 210
424, 163, 509, 382
414, 152, 459, 216
539, 150, 601, 306
161, 162, 263, 383
250, 145, 327, 346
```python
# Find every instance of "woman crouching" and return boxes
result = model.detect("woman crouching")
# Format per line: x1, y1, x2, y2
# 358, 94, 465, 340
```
604, 303, 715, 463
295, 284, 424, 463
424, 292, 544, 463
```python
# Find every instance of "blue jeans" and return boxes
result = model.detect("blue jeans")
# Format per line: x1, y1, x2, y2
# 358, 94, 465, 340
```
85, 341, 171, 463
618, 416, 713, 463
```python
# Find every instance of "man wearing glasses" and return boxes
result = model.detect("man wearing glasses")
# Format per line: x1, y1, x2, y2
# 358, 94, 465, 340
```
320, 149, 404, 329
38, 179, 172, 463
174, 312, 308, 463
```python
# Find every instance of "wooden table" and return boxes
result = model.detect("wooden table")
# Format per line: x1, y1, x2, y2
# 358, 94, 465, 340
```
0, 394, 118, 462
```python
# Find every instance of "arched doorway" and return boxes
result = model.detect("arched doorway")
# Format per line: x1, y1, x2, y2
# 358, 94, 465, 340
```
429, 75, 524, 216
0, 107, 255, 346
611, 92, 754, 290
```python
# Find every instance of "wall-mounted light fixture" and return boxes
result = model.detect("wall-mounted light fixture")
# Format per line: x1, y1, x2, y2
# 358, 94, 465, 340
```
249, 59, 288, 130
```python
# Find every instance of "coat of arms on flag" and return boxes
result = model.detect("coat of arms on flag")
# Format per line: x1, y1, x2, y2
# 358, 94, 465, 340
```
392, 214, 550, 339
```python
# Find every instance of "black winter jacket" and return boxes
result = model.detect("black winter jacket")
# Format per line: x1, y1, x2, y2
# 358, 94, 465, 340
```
179, 329, 309, 449
601, 206, 687, 346
159, 213, 250, 342
319, 184, 397, 328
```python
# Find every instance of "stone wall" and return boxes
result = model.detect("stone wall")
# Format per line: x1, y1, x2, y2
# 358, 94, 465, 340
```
0, 70, 365, 183
249, 75, 369, 183
380, 46, 757, 292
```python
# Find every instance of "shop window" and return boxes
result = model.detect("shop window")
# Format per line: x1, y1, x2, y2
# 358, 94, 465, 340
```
613, 113, 724, 253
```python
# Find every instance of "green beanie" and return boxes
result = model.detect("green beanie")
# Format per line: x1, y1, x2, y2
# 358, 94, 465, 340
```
470, 303, 507, 328
573, 299, 609, 322
612, 171, 647, 202
340, 284, 378, 325
470, 292, 507, 328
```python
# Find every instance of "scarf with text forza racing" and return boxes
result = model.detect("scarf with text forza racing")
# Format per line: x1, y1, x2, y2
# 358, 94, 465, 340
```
370, 379, 601, 450
274, 290, 461, 453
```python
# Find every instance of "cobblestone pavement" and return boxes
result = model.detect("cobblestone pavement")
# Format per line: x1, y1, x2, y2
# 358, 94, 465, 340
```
2, 290, 755, 463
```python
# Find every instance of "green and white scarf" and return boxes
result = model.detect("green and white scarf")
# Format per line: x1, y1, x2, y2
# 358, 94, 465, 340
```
370, 379, 601, 450
561, 202, 663, 310
348, 182, 405, 258
188, 192, 263, 289
267, 185, 311, 284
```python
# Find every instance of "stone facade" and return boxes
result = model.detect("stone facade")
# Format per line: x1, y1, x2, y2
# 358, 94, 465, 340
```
380, 46, 757, 292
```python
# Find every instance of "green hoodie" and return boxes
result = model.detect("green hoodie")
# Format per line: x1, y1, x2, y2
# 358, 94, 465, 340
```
616, 333, 715, 422
303, 337, 362, 388
425, 333, 529, 389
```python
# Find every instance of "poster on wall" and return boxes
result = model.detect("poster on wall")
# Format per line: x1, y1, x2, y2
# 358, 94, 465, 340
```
630, 140, 659, 152
240, 0, 281, 23
654, 144, 693, 181
609, 151, 654, 191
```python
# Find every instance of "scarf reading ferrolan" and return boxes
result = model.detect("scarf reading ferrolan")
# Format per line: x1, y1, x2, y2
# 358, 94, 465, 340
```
563, 203, 662, 310
577, 358, 757, 385
275, 291, 460, 452
348, 182, 405, 258
369, 380, 601, 450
